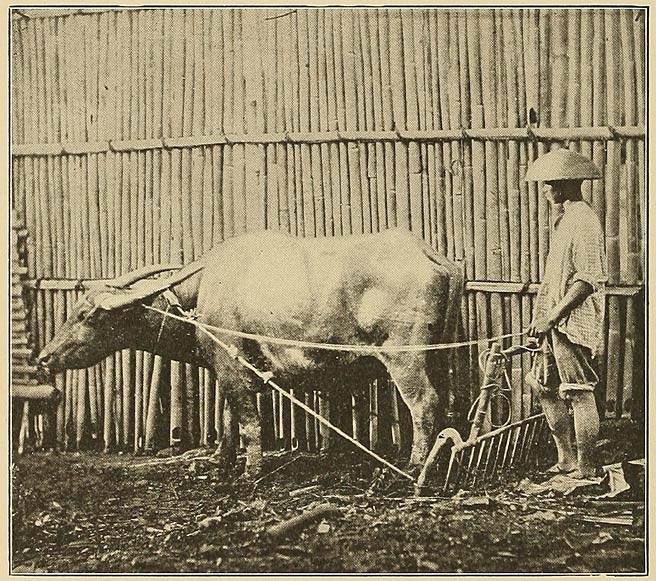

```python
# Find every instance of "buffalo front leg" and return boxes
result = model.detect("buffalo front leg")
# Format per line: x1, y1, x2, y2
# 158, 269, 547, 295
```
229, 388, 263, 478
382, 356, 441, 470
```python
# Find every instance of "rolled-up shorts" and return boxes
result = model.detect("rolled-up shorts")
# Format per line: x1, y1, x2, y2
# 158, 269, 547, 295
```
527, 328, 599, 399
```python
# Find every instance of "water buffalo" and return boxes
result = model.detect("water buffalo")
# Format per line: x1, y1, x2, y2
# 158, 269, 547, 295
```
38, 229, 463, 476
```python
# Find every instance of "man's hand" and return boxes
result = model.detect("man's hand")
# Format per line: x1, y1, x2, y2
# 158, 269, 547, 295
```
528, 315, 557, 340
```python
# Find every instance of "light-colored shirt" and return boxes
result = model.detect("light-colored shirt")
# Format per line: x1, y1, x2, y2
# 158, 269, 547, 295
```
533, 200, 607, 356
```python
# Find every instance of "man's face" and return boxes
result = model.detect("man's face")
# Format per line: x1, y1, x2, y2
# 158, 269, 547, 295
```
543, 181, 567, 205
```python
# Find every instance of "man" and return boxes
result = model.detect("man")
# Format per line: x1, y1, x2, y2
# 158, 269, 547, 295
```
525, 149, 607, 479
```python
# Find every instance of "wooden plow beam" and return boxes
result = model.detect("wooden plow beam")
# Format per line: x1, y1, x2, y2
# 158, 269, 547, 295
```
417, 342, 549, 495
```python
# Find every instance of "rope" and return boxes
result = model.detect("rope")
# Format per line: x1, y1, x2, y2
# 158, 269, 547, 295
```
143, 305, 524, 353
192, 323, 417, 482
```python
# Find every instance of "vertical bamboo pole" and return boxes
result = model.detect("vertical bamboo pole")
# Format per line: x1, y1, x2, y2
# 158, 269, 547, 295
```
180, 10, 195, 259
367, 10, 386, 233
190, 10, 205, 252
448, 11, 464, 264
399, 9, 421, 238
388, 10, 409, 231
309, 9, 327, 239
160, 10, 173, 263
134, 350, 144, 451
262, 10, 278, 233
145, 355, 163, 450
377, 12, 396, 231
619, 9, 638, 418
54, 291, 66, 448
604, 10, 623, 419
210, 10, 225, 244
170, 360, 184, 447
231, 10, 246, 236
353, 10, 371, 237
113, 351, 123, 450
170, 9, 184, 262
466, 10, 489, 384
579, 9, 593, 203
591, 10, 605, 224
221, 11, 235, 240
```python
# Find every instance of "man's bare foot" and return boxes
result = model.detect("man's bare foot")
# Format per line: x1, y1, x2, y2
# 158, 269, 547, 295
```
545, 462, 577, 475
567, 468, 598, 480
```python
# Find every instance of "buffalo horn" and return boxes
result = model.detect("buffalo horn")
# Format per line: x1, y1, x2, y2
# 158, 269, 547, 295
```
107, 263, 184, 289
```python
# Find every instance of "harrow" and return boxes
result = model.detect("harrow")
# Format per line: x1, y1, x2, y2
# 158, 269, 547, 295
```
416, 342, 550, 494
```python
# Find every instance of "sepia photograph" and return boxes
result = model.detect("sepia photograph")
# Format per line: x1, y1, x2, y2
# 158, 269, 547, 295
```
8, 4, 648, 574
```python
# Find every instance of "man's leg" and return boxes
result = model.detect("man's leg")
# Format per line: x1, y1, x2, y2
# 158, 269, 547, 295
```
538, 392, 577, 472
551, 329, 600, 478
566, 390, 599, 478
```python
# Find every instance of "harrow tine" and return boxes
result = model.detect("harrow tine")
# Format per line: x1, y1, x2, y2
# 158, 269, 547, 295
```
522, 418, 540, 465
508, 423, 523, 467
470, 440, 487, 487
481, 436, 497, 482
443, 446, 460, 493
490, 431, 506, 478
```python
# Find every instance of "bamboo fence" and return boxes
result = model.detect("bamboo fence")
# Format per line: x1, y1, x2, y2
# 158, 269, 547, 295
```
10, 8, 646, 454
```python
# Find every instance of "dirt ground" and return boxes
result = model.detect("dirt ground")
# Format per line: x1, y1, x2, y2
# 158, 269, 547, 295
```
11, 418, 645, 574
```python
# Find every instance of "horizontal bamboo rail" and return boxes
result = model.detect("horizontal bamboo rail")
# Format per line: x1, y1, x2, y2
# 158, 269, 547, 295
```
23, 277, 644, 297
11, 125, 646, 156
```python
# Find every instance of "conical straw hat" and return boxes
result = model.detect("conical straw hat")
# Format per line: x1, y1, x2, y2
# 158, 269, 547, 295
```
524, 149, 602, 181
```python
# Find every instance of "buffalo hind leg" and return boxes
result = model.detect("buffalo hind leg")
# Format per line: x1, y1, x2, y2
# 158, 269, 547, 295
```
381, 357, 441, 471
212, 398, 239, 470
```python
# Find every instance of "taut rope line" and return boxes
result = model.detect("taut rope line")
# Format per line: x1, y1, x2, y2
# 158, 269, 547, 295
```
144, 305, 525, 353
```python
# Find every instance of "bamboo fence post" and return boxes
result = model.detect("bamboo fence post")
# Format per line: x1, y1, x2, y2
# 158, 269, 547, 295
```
604, 10, 623, 419
377, 11, 396, 231
341, 10, 362, 235
53, 291, 66, 448
466, 10, 489, 392
102, 354, 115, 452
448, 11, 464, 264
367, 9, 386, 234
503, 10, 523, 422
417, 10, 431, 244
190, 10, 205, 251
143, 10, 154, 267
591, 10, 605, 224
231, 9, 246, 236
159, 10, 172, 263
401, 10, 422, 237
170, 360, 183, 447
221, 10, 235, 240
579, 9, 593, 202
185, 364, 200, 447
328, 10, 343, 236
309, 9, 327, 238
181, 10, 195, 258
353, 9, 370, 237
619, 9, 638, 418
389, 9, 409, 230
210, 10, 225, 245
170, 9, 185, 262
145, 355, 163, 450
536, 10, 550, 279
284, 11, 298, 236
262, 9, 278, 233
456, 8, 477, 403
436, 10, 453, 258
360, 9, 377, 236
113, 351, 123, 450
151, 10, 163, 264
134, 350, 144, 451
524, 10, 539, 282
